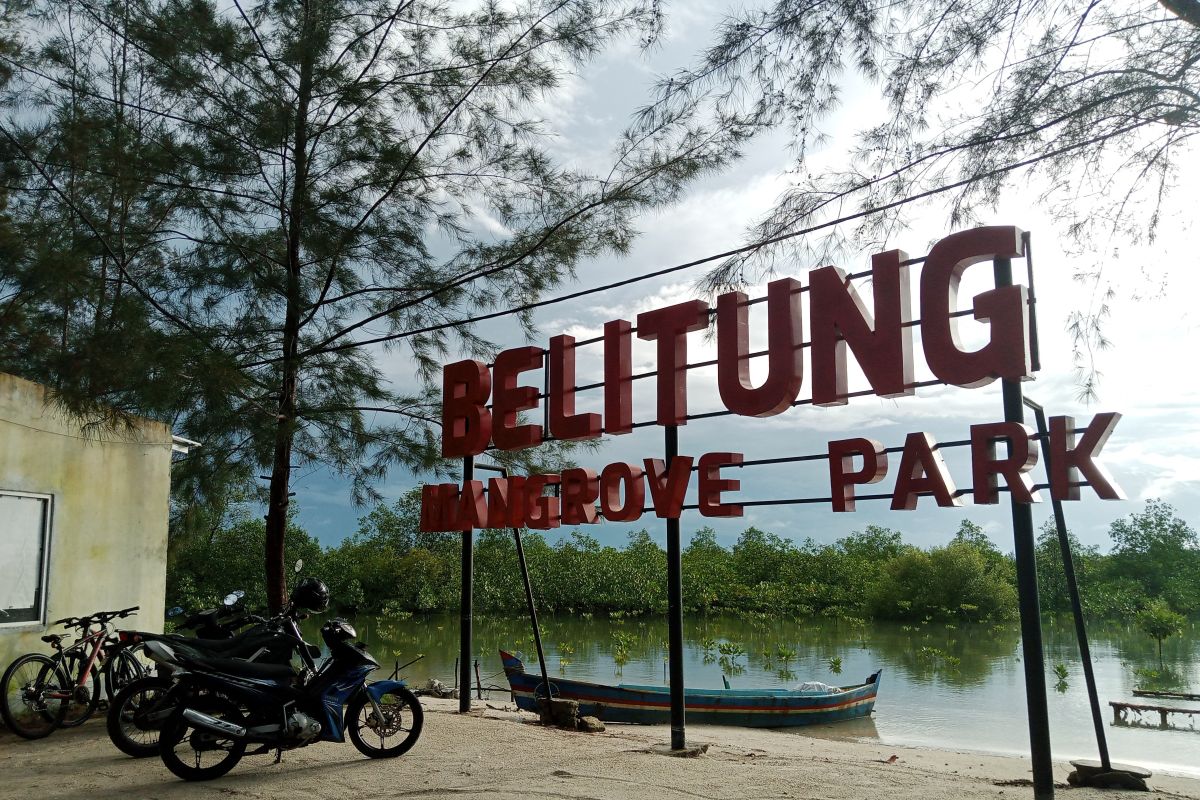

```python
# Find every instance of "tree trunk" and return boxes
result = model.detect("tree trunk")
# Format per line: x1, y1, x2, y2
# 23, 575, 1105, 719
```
264, 1, 316, 613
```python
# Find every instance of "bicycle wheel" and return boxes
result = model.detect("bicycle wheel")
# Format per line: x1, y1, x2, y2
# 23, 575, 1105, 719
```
346, 687, 423, 758
104, 647, 147, 700
0, 654, 70, 739
58, 651, 100, 728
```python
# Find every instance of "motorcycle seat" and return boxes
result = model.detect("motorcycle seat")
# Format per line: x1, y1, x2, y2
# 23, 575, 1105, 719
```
174, 635, 253, 652
151, 632, 275, 657
182, 651, 297, 681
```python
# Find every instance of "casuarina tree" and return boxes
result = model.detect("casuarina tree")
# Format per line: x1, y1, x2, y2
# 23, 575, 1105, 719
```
0, 0, 744, 610
634, 0, 1200, 396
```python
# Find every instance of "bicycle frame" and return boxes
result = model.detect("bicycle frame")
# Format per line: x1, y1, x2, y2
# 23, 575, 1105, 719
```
44, 625, 109, 700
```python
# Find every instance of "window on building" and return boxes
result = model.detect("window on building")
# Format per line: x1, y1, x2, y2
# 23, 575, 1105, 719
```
0, 491, 52, 626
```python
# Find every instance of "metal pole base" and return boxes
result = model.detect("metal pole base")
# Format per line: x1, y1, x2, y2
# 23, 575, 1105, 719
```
652, 743, 709, 758
1068, 760, 1152, 792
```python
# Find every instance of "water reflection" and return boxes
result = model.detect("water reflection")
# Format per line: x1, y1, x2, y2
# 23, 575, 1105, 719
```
317, 612, 1200, 776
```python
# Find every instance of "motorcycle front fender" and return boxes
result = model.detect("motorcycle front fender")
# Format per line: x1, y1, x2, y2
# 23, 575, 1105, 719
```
364, 679, 407, 702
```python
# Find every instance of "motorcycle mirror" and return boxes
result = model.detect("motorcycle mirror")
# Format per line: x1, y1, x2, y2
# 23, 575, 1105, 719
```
167, 606, 184, 618
222, 592, 243, 607
294, 559, 304, 574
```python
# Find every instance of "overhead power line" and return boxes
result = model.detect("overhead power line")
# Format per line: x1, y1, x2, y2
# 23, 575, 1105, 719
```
289, 119, 1145, 362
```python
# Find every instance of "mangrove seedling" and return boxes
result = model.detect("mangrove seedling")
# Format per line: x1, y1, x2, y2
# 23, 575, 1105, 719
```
1136, 600, 1186, 669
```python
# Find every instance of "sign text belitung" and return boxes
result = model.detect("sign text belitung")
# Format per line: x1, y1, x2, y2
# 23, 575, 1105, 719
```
420, 226, 1123, 532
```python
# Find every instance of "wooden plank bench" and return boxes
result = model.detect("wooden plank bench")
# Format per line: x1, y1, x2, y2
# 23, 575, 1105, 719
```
1110, 700, 1199, 731
1132, 689, 1200, 702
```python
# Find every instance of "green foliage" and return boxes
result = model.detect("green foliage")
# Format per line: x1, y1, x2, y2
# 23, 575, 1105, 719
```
1137, 600, 1187, 642
1109, 501, 1200, 614
165, 499, 1200, 631
0, 0, 741, 609
1131, 666, 1189, 692
611, 630, 636, 666
645, 0, 1200, 395
1052, 662, 1070, 693
866, 541, 1018, 622
1137, 599, 1187, 668
915, 647, 960, 673
166, 513, 323, 612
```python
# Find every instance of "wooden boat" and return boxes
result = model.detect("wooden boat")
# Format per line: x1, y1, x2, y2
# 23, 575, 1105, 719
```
500, 650, 881, 727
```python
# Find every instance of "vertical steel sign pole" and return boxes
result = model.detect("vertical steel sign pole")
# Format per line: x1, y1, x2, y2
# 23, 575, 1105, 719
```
460, 454, 474, 713
665, 424, 686, 750
994, 256, 1054, 800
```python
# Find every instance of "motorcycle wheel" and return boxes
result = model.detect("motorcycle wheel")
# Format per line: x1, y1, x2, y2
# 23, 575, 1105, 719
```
159, 694, 246, 781
106, 676, 173, 758
346, 686, 423, 759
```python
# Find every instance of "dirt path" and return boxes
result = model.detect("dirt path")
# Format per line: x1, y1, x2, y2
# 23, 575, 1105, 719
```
1, 698, 1196, 799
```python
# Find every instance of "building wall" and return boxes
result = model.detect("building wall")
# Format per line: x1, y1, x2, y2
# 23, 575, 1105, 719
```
0, 372, 171, 668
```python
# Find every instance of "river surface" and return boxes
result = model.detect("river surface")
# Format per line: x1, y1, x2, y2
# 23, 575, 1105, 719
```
329, 613, 1200, 776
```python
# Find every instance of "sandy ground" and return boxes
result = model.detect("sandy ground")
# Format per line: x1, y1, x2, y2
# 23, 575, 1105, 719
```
1, 697, 1197, 800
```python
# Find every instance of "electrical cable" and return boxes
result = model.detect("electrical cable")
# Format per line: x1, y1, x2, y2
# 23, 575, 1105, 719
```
295, 119, 1142, 362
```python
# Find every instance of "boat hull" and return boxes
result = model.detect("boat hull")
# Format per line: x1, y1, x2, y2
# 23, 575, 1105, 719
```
500, 650, 880, 727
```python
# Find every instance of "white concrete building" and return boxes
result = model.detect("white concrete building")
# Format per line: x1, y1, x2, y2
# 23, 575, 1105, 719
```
0, 372, 188, 666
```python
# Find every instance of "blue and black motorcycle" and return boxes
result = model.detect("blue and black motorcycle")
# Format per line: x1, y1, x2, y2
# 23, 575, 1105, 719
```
143, 577, 421, 781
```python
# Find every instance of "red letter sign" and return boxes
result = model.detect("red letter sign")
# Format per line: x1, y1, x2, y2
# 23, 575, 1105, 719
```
970, 422, 1039, 504
604, 319, 633, 435
525, 474, 561, 529
420, 483, 460, 531
698, 452, 743, 517
550, 335, 601, 442
637, 300, 709, 425
486, 477, 526, 528
921, 226, 1031, 388
441, 360, 492, 457
891, 432, 961, 509
492, 346, 544, 451
599, 463, 645, 522
561, 468, 600, 525
644, 456, 694, 518
717, 279, 803, 417
1049, 413, 1124, 500
811, 250, 913, 405
454, 480, 487, 531
828, 438, 888, 512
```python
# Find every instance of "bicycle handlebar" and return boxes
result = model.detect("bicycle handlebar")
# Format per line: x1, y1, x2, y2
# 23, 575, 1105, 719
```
54, 606, 140, 629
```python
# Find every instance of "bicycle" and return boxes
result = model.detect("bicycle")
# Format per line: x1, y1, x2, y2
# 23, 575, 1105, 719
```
1, 606, 145, 739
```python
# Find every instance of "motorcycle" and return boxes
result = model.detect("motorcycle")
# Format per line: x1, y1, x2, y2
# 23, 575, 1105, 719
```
145, 577, 421, 781
168, 590, 258, 640
106, 591, 298, 758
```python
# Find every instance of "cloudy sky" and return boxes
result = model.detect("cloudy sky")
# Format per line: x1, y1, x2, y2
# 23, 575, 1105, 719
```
290, 1, 1200, 553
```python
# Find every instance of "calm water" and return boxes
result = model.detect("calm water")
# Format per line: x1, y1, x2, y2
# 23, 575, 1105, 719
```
328, 613, 1200, 776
